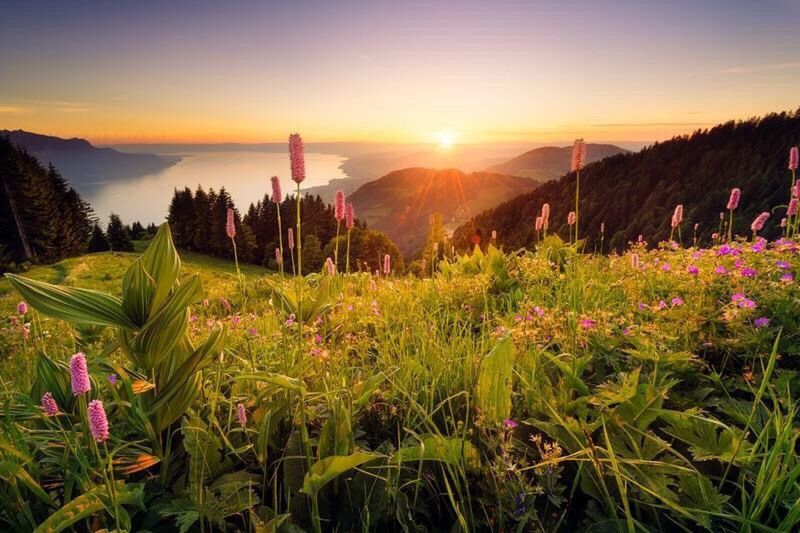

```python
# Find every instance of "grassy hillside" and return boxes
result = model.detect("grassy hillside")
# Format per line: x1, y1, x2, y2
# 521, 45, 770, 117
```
1, 222, 799, 531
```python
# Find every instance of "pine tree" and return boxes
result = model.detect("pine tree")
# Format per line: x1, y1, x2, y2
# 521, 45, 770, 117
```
106, 214, 134, 252
87, 222, 110, 252
130, 221, 145, 240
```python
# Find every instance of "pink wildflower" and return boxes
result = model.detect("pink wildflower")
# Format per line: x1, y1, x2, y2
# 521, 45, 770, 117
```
571, 138, 587, 172
751, 211, 769, 233
383, 254, 391, 275
334, 190, 346, 221
687, 265, 699, 275
271, 176, 282, 203
671, 296, 684, 307
87, 400, 110, 443
226, 208, 236, 239
672, 204, 683, 227
790, 146, 799, 171
70, 353, 90, 395
579, 318, 596, 330
288, 228, 294, 249
41, 392, 59, 416
503, 419, 518, 429
325, 257, 336, 275
17, 301, 27, 315
237, 402, 247, 426
535, 216, 543, 231
789, 198, 798, 217
568, 211, 576, 225
727, 188, 741, 210
289, 133, 306, 184
345, 203, 355, 230
275, 247, 282, 264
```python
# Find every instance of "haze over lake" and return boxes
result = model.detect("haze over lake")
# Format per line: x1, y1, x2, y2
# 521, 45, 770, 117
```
82, 151, 349, 225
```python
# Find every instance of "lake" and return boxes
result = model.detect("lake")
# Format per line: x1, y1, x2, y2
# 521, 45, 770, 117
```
82, 151, 349, 225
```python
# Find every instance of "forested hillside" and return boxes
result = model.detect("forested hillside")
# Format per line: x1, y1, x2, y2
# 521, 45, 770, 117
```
454, 111, 800, 252
0, 136, 93, 270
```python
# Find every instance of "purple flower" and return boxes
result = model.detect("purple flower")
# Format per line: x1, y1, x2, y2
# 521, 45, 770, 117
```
107, 374, 118, 386
715, 265, 728, 275
727, 188, 741, 210
731, 294, 757, 309
671, 297, 684, 307
579, 318, 596, 330
271, 176, 282, 203
637, 302, 648, 310
219, 297, 231, 312
289, 133, 306, 184
247, 327, 258, 337
87, 400, 110, 443
754, 317, 770, 328
41, 392, 59, 417
623, 326, 633, 336
661, 263, 671, 272
657, 300, 668, 310
533, 306, 545, 317
687, 265, 699, 275
776, 260, 790, 269
740, 267, 757, 278
781, 273, 794, 282
237, 402, 247, 427
503, 419, 518, 429
70, 353, 91, 396
17, 301, 27, 315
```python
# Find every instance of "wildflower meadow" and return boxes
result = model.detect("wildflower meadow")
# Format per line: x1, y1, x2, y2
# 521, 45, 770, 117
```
1, 137, 800, 532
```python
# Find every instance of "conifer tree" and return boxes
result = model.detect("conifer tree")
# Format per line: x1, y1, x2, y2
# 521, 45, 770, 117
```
87, 222, 110, 252
106, 213, 134, 252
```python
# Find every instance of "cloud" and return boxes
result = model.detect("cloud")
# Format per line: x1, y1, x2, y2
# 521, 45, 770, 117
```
717, 61, 800, 74
56, 106, 89, 113
0, 105, 27, 114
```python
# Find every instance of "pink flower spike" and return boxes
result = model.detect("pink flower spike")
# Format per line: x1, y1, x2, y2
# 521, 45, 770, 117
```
88, 400, 110, 443
41, 392, 59, 416
237, 402, 247, 427
226, 208, 236, 239
789, 198, 798, 217
789, 146, 799, 171
571, 138, 587, 172
17, 301, 28, 315
383, 254, 391, 275
271, 176, 282, 203
70, 353, 91, 396
750, 211, 769, 233
289, 133, 306, 184
727, 188, 741, 210
345, 203, 355, 230
275, 247, 283, 264
568, 211, 576, 225
288, 227, 294, 249
334, 190, 346, 221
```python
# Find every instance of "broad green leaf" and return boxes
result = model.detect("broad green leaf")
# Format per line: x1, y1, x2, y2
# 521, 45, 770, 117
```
317, 399, 354, 460
33, 482, 143, 533
0, 460, 53, 505
140, 223, 181, 316
5, 273, 135, 329
235, 372, 305, 393
476, 336, 514, 425
301, 451, 381, 497
394, 436, 480, 471
660, 409, 751, 464
122, 258, 156, 327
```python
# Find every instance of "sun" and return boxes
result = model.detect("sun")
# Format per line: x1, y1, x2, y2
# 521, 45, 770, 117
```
435, 131, 457, 149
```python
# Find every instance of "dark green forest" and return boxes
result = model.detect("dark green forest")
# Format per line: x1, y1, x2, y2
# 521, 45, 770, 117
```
166, 186, 403, 274
453, 110, 800, 252
0, 137, 93, 269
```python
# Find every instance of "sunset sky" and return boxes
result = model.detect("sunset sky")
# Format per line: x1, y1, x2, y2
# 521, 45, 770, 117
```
1, 0, 799, 145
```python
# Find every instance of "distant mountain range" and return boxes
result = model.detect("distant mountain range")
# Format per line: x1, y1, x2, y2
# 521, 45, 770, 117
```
0, 130, 179, 184
453, 111, 800, 252
349, 168, 540, 255
485, 143, 628, 180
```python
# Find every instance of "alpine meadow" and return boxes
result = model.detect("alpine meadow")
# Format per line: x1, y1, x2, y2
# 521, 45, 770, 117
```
2, 2, 800, 532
